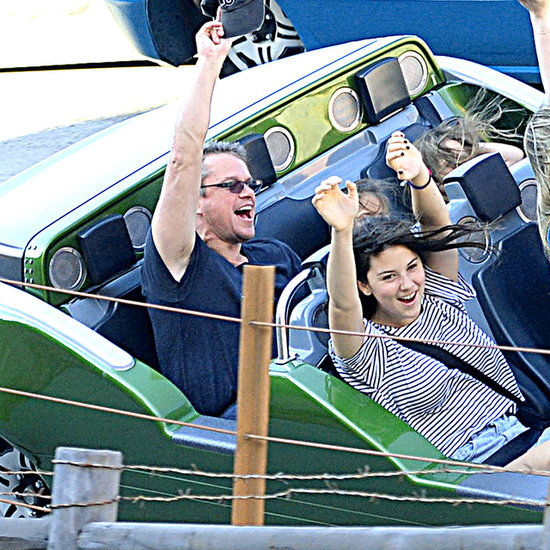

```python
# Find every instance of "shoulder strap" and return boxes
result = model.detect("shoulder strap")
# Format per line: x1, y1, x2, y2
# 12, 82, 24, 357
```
397, 338, 522, 405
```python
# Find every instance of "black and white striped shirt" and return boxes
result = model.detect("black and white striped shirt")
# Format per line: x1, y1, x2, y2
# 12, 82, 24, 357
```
329, 268, 523, 456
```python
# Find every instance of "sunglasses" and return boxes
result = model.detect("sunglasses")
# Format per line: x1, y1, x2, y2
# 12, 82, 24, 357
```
201, 178, 263, 194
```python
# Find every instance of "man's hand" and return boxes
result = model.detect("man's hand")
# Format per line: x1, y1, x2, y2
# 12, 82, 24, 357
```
195, 20, 232, 62
312, 177, 358, 232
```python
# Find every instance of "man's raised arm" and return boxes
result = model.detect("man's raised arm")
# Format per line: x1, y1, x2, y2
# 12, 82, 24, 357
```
151, 21, 231, 282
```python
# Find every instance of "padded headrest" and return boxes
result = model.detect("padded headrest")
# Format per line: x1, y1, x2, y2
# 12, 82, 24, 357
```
363, 123, 430, 181
413, 95, 444, 127
78, 215, 136, 285
237, 133, 277, 188
355, 57, 411, 124
443, 152, 521, 222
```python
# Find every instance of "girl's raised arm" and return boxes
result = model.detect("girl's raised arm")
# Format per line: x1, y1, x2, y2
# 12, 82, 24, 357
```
312, 177, 365, 358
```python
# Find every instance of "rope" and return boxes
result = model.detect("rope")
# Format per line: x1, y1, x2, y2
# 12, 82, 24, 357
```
0, 278, 242, 325
0, 386, 236, 436
119, 488, 545, 508
0, 496, 49, 514
2, 277, 550, 356
1, 386, 548, 477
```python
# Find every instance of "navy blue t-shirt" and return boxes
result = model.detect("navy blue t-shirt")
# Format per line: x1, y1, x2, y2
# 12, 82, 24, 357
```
141, 232, 302, 416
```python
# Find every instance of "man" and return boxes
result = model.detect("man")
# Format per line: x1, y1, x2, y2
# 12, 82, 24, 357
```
141, 20, 302, 417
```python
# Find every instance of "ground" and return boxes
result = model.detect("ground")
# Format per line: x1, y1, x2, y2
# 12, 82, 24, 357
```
0, 0, 189, 183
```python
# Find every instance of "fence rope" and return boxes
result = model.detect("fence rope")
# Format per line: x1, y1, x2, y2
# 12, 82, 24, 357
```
3, 487, 545, 512
44, 462, 524, 479
0, 386, 235, 436
0, 469, 53, 477
0, 487, 550, 514
1, 385, 549, 477
5, 488, 542, 511
0, 496, 50, 514
2, 277, 550, 357
96, 489, 550, 509
0, 490, 51, 500
2, 464, 544, 482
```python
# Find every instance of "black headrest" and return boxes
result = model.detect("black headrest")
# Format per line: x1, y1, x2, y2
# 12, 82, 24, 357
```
363, 123, 429, 181
355, 57, 411, 124
237, 133, 277, 188
444, 152, 521, 222
413, 95, 443, 127
255, 196, 329, 260
78, 215, 136, 285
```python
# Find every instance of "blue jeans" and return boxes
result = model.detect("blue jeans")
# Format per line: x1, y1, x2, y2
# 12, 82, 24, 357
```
451, 414, 550, 464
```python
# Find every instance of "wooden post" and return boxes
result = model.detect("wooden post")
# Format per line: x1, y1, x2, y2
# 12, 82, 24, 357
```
47, 447, 122, 550
231, 265, 275, 526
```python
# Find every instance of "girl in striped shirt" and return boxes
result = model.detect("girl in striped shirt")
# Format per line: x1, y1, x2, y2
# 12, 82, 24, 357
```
312, 131, 550, 469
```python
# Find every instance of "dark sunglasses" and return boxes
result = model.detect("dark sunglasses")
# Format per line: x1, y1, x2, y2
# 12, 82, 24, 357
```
201, 178, 263, 194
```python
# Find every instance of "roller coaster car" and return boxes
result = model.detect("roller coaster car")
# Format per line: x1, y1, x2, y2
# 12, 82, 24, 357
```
0, 35, 548, 524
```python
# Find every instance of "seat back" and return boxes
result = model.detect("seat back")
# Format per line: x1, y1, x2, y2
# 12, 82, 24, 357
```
68, 216, 160, 370
472, 223, 550, 415
255, 195, 330, 260
444, 152, 521, 223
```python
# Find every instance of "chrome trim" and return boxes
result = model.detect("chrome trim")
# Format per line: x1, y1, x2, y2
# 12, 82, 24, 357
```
516, 179, 538, 223
328, 87, 361, 133
275, 268, 312, 363
457, 215, 491, 264
264, 126, 295, 172
124, 205, 153, 251
398, 50, 428, 96
48, 247, 87, 291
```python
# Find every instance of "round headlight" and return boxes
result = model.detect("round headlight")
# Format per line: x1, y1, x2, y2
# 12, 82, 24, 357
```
264, 126, 295, 172
398, 51, 428, 96
124, 206, 152, 252
49, 247, 87, 290
328, 87, 361, 133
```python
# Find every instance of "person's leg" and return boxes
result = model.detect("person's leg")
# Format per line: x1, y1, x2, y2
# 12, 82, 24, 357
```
506, 438, 550, 472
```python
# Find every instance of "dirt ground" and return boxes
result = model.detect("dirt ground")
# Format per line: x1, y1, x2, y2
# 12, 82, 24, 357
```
0, 0, 145, 68
0, 0, 190, 183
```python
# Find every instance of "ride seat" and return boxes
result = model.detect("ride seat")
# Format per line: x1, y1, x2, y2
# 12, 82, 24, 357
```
472, 222, 550, 416
66, 215, 160, 371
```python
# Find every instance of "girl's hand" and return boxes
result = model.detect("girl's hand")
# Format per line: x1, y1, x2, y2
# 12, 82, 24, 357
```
386, 131, 429, 184
312, 177, 358, 232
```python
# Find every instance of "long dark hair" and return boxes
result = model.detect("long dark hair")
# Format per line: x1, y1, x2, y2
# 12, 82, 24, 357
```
352, 217, 493, 318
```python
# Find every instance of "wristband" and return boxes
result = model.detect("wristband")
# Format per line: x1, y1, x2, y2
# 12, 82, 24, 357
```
407, 176, 432, 190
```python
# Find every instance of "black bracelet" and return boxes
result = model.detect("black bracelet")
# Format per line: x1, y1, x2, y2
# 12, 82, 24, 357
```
407, 176, 432, 190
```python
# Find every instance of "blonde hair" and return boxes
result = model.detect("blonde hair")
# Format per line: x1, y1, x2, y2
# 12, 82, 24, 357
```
524, 105, 550, 258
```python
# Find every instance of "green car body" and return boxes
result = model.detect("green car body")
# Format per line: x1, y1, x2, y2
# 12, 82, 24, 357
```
0, 35, 546, 523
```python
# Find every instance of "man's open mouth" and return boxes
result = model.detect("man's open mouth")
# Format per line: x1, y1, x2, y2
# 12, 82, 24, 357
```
235, 205, 253, 219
